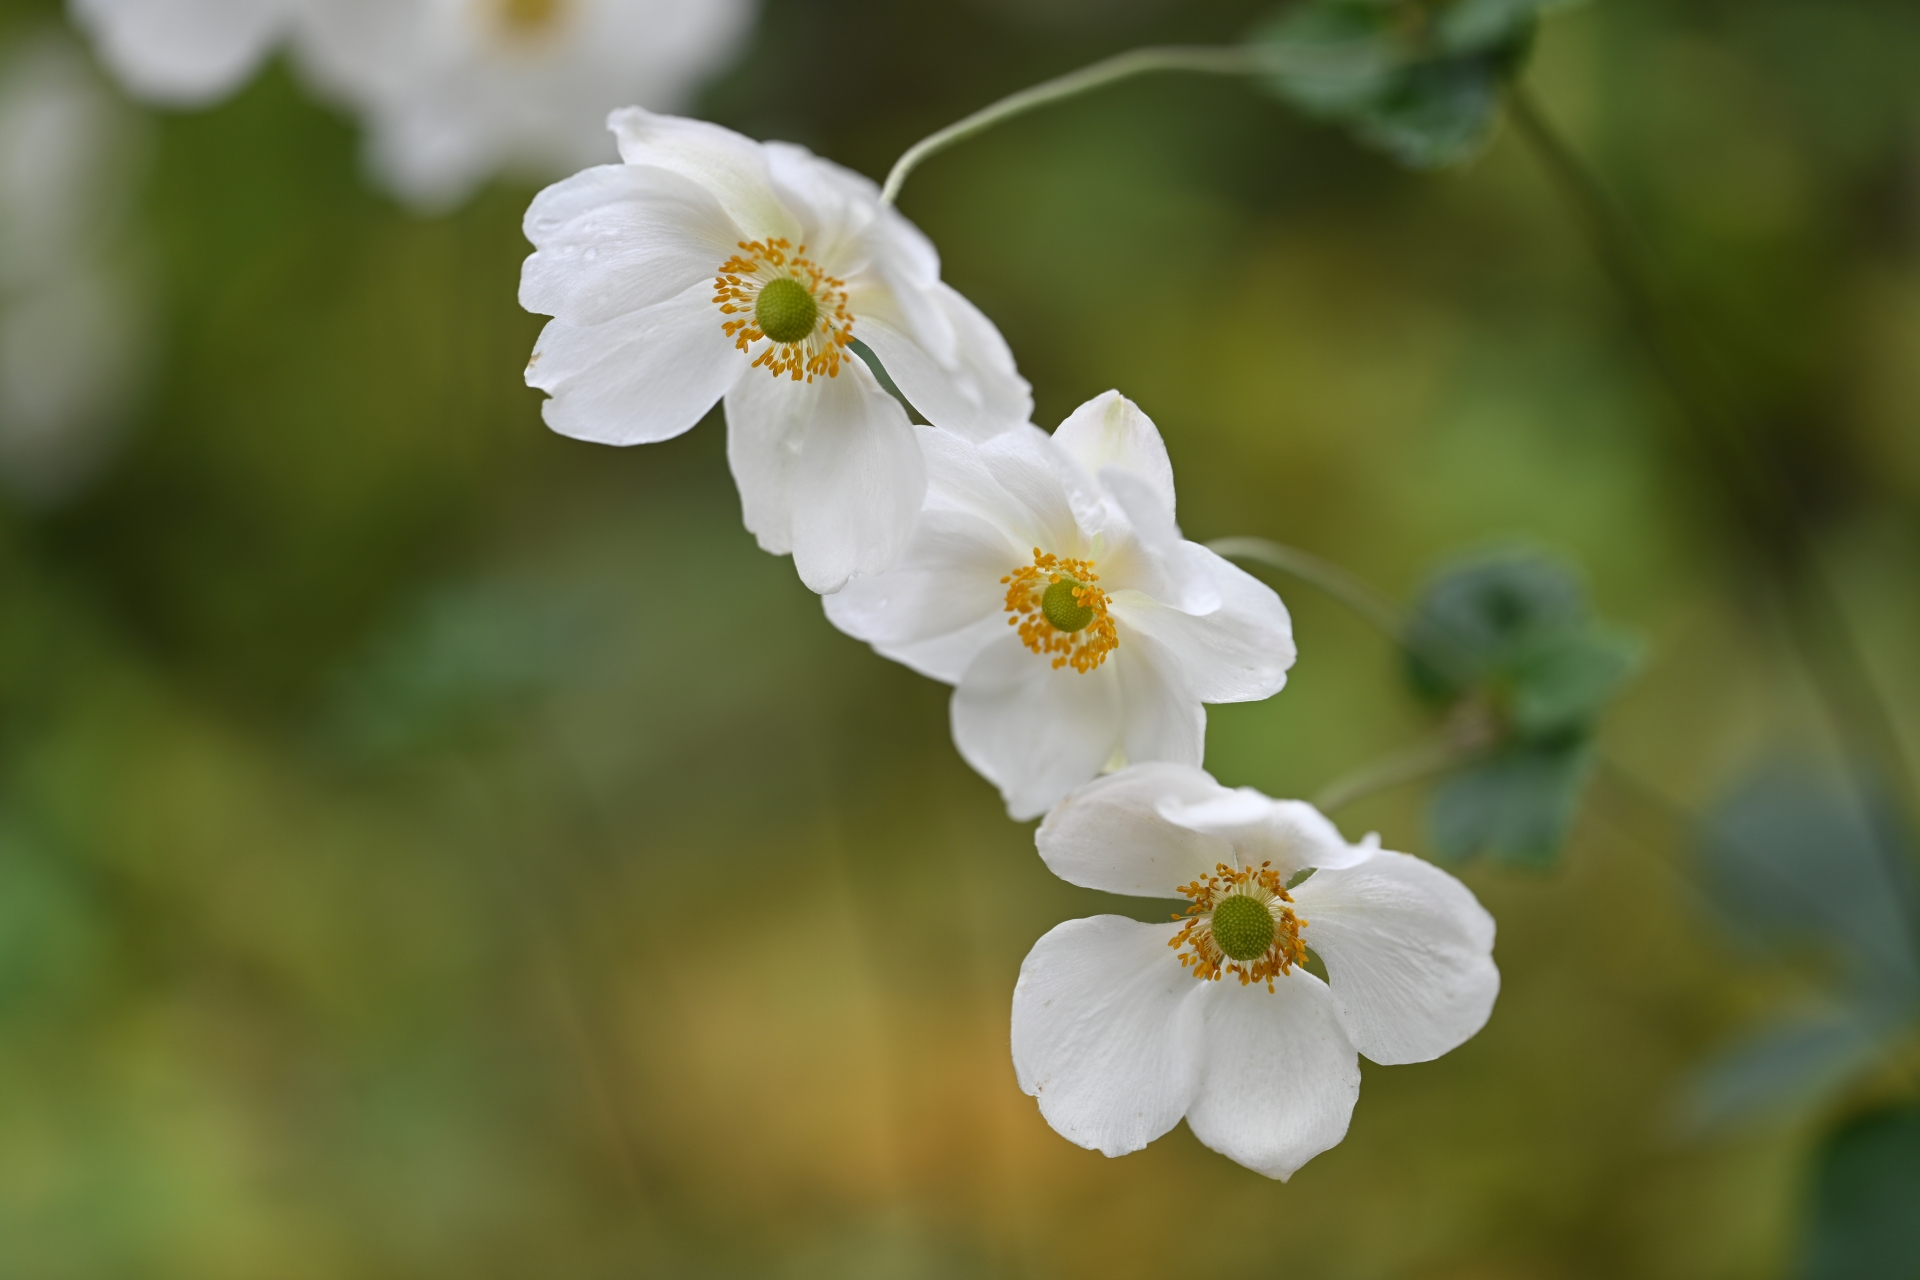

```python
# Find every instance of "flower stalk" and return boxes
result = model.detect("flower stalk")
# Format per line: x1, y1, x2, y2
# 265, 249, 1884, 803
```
880, 45, 1275, 206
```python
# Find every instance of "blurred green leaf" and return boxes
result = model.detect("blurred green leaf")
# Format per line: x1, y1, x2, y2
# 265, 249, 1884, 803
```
1405, 548, 1635, 867
1703, 768, 1920, 1002
1802, 1101, 1920, 1280
1249, 0, 1566, 168
1685, 1007, 1905, 1135
1430, 735, 1594, 866
1506, 626, 1641, 737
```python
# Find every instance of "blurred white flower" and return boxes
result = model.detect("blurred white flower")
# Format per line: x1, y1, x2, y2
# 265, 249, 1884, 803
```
825, 392, 1292, 818
1013, 763, 1500, 1179
0, 33, 148, 505
66, 0, 760, 208
67, 0, 292, 105
521, 109, 1031, 593
297, 0, 758, 208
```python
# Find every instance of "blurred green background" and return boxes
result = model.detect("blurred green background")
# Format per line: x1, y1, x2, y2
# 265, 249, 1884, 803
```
3, 0, 1920, 1274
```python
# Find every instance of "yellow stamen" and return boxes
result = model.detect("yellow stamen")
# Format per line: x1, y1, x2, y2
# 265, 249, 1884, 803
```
1000, 549, 1119, 673
713, 238, 854, 383
1168, 862, 1310, 992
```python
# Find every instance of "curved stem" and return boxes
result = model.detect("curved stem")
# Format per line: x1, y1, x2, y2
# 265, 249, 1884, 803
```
881, 45, 1272, 206
1313, 731, 1471, 813
1206, 536, 1407, 645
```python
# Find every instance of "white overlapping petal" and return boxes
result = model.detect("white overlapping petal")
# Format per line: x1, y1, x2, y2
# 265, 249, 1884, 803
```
826, 392, 1292, 817
522, 109, 1031, 593
1012, 763, 1498, 1178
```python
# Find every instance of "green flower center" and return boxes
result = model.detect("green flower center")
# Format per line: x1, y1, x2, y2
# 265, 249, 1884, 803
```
755, 277, 819, 344
1210, 894, 1276, 963
1041, 577, 1095, 633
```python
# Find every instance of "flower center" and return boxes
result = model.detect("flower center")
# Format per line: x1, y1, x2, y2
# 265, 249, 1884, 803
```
492, 0, 568, 39
713, 239, 854, 383
754, 277, 818, 344
1170, 862, 1309, 991
1002, 550, 1118, 673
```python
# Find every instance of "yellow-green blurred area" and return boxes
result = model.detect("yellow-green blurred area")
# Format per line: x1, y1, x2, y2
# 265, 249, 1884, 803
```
2, 0, 1919, 1274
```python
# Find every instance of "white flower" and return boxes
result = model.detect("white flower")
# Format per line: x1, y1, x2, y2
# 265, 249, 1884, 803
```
296, 0, 757, 208
0, 33, 148, 504
66, 0, 757, 209
1012, 763, 1500, 1179
67, 0, 292, 105
520, 108, 1031, 593
824, 392, 1293, 818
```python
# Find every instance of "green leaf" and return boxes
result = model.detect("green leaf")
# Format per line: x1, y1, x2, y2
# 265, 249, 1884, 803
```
1248, 0, 1566, 169
1430, 735, 1595, 867
1802, 1102, 1920, 1280
1403, 546, 1594, 701
1685, 1007, 1903, 1134
1703, 768, 1920, 1002
1506, 626, 1642, 738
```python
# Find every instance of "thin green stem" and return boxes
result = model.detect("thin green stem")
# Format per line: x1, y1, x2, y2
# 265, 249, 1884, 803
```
880, 45, 1273, 206
1206, 536, 1408, 646
1314, 720, 1490, 813
1506, 84, 1920, 842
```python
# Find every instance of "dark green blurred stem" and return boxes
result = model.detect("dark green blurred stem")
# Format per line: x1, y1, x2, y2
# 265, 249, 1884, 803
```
1314, 706, 1497, 812
1506, 85, 1920, 835
1207, 536, 1409, 645
880, 46, 1272, 205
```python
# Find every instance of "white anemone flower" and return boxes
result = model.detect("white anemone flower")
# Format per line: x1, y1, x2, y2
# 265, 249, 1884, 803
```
296, 0, 757, 208
1013, 763, 1500, 1179
67, 0, 292, 105
520, 108, 1032, 593
824, 392, 1293, 818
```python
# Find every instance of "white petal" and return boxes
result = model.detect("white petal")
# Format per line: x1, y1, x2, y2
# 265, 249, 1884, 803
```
858, 284, 1031, 442
973, 427, 1101, 556
1292, 849, 1500, 1065
725, 362, 923, 592
1115, 630, 1206, 773
1052, 391, 1177, 516
952, 634, 1122, 821
1186, 974, 1361, 1180
520, 164, 739, 328
789, 368, 926, 594
527, 280, 742, 445
1036, 764, 1239, 896
1156, 793, 1372, 881
71, 0, 284, 104
1011, 916, 1204, 1158
1108, 549, 1295, 703
821, 507, 1022, 683
607, 108, 799, 244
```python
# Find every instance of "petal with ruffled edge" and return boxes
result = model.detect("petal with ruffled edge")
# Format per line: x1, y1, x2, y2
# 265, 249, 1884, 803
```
1186, 974, 1361, 1180
952, 633, 1122, 821
520, 164, 741, 329
1036, 763, 1238, 896
1291, 848, 1499, 1065
609, 107, 799, 245
1012, 916, 1204, 1158
1156, 791, 1372, 881
1108, 549, 1295, 703
1052, 391, 1177, 516
858, 284, 1032, 442
725, 361, 923, 593
528, 280, 744, 445
821, 507, 1021, 682
71, 0, 285, 104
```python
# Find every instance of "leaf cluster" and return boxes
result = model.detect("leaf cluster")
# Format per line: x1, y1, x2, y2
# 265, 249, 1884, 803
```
1248, 0, 1574, 167
1402, 546, 1639, 866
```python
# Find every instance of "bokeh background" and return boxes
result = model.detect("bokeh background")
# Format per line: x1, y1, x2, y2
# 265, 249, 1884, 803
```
3, 0, 1919, 1275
